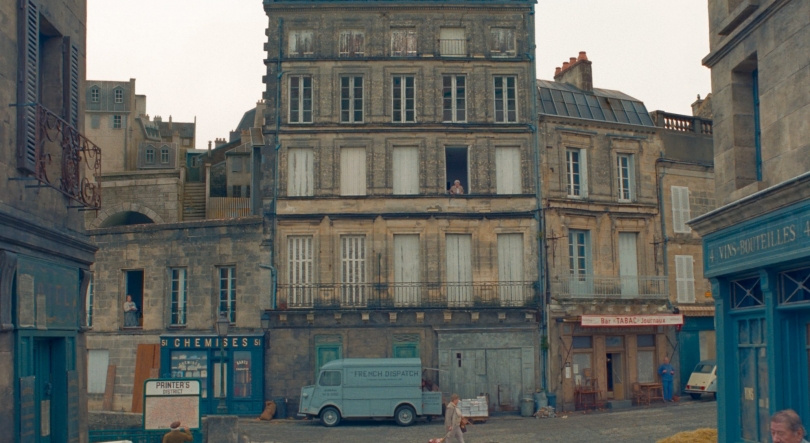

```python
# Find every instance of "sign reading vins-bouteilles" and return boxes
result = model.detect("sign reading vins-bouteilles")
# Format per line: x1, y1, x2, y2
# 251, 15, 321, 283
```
143, 379, 201, 431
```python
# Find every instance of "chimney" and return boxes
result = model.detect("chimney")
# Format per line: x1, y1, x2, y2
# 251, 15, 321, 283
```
229, 130, 240, 143
553, 51, 593, 92
169, 115, 173, 131
215, 138, 227, 148
154, 115, 162, 123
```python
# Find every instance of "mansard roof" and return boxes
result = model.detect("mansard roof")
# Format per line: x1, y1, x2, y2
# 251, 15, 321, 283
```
537, 79, 655, 127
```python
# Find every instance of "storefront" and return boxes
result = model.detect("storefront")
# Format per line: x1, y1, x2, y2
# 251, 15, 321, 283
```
697, 198, 810, 443
159, 334, 265, 415
676, 309, 716, 393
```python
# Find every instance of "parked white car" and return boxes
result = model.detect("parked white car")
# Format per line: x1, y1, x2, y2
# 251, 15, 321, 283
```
685, 359, 717, 400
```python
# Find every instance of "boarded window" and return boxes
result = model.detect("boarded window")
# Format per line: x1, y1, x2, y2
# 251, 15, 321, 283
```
288, 30, 314, 56
287, 148, 314, 197
288, 236, 314, 307
446, 234, 472, 307
91, 115, 100, 129
231, 157, 242, 173
498, 233, 524, 306
391, 29, 417, 56
676, 255, 696, 303
490, 28, 516, 56
341, 236, 366, 307
637, 350, 655, 383
496, 147, 521, 194
671, 186, 692, 233
339, 30, 365, 57
87, 350, 109, 394
394, 234, 420, 306
340, 147, 366, 196
392, 147, 419, 195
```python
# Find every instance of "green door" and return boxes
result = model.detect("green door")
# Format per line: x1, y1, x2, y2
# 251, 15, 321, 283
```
315, 344, 341, 376
33, 340, 53, 443
393, 343, 419, 358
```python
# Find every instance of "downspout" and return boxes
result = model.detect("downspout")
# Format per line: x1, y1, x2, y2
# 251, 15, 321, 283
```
656, 153, 669, 286
267, 17, 284, 310
526, 7, 547, 391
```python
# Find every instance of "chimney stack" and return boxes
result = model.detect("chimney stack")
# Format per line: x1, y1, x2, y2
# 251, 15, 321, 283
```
215, 138, 227, 148
553, 51, 593, 92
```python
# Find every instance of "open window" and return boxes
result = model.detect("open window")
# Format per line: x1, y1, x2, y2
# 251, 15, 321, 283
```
124, 270, 144, 328
445, 147, 468, 194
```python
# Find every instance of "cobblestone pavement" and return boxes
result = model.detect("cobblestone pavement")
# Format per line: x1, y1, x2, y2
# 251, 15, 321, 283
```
240, 399, 717, 443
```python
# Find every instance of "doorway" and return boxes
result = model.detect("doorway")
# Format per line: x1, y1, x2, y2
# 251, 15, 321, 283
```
606, 353, 625, 400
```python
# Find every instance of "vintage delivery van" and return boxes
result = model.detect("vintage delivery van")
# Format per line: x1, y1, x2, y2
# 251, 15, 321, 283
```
299, 358, 443, 426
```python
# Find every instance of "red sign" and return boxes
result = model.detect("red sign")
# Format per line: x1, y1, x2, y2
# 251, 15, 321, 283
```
580, 314, 684, 327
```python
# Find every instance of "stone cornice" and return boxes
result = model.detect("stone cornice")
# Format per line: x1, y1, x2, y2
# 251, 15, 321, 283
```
702, 0, 790, 68
0, 209, 96, 265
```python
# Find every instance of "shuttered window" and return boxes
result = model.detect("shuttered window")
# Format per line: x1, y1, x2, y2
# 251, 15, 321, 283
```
341, 236, 366, 307
288, 30, 314, 57
288, 148, 314, 197
671, 186, 692, 233
17, 0, 39, 172
289, 75, 312, 124
493, 76, 517, 123
442, 75, 466, 122
91, 115, 100, 129
498, 234, 524, 306
618, 232, 639, 297
393, 147, 419, 195
439, 28, 466, 56
288, 236, 314, 307
87, 350, 109, 394
394, 234, 420, 306
446, 234, 473, 307
339, 30, 365, 57
676, 255, 696, 303
391, 29, 417, 56
340, 147, 366, 196
496, 147, 521, 194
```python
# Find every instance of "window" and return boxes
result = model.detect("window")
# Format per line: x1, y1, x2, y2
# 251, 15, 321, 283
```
616, 154, 635, 201
779, 267, 810, 304
606, 336, 624, 348
446, 234, 473, 307
232, 185, 243, 198
573, 336, 592, 349
87, 350, 109, 394
498, 233, 524, 306
91, 115, 100, 129
145, 147, 155, 164
288, 236, 314, 307
737, 317, 768, 441
637, 334, 655, 347
494, 76, 517, 123
231, 157, 242, 173
339, 30, 364, 57
340, 147, 366, 196
160, 147, 169, 164
319, 370, 342, 387
637, 334, 656, 383
287, 148, 314, 197
568, 230, 590, 278
114, 88, 123, 103
392, 147, 419, 195
90, 87, 99, 103
341, 236, 366, 307
490, 28, 516, 57
445, 147, 468, 193
218, 266, 236, 323
183, 139, 190, 147
495, 147, 521, 194
392, 76, 415, 123
340, 76, 364, 123
289, 75, 313, 124
170, 350, 208, 397
671, 186, 692, 233
566, 148, 587, 197
233, 351, 252, 398
439, 28, 466, 56
113, 115, 122, 129
442, 75, 466, 123
675, 255, 696, 303
86, 276, 94, 328
393, 235, 420, 307
124, 270, 144, 328
391, 29, 416, 56
732, 276, 764, 309
288, 30, 313, 57
170, 268, 187, 326
393, 334, 420, 358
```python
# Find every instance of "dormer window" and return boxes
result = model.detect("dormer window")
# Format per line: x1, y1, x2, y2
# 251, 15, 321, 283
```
160, 146, 170, 164
114, 88, 124, 104
145, 147, 155, 164
91, 87, 99, 103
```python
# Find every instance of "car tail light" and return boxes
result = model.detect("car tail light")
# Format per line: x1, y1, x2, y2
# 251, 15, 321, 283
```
700, 386, 705, 390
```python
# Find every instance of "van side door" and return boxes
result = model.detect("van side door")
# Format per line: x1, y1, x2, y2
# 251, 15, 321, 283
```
311, 370, 342, 415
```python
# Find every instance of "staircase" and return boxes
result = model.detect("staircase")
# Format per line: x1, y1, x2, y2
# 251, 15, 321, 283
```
183, 182, 206, 221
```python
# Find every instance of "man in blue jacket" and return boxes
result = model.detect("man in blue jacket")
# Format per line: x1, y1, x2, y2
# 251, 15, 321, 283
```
658, 357, 675, 402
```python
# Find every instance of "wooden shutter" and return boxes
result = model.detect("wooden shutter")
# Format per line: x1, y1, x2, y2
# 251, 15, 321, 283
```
676, 255, 695, 303
619, 232, 639, 297
288, 148, 314, 196
446, 234, 472, 306
393, 147, 419, 195
288, 236, 313, 306
341, 235, 366, 306
17, 0, 39, 172
497, 234, 523, 305
131, 344, 160, 413
340, 147, 366, 196
62, 37, 80, 128
496, 147, 521, 194
394, 234, 420, 306
671, 186, 692, 233
87, 350, 110, 394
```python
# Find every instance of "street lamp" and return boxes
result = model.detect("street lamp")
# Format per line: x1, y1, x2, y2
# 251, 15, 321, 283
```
260, 311, 271, 332
215, 311, 230, 414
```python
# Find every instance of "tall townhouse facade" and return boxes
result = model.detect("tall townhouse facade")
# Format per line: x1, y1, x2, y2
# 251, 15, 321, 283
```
261, 0, 543, 414
691, 0, 810, 441
1, 0, 97, 441
538, 54, 681, 411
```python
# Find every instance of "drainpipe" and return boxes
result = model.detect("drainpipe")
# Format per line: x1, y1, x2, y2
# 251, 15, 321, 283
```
656, 153, 669, 284
267, 18, 284, 310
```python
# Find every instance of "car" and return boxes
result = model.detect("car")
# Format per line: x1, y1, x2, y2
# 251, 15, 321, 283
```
684, 359, 717, 400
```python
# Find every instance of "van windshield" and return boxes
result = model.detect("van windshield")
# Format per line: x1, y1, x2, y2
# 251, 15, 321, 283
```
319, 370, 342, 387
696, 364, 714, 374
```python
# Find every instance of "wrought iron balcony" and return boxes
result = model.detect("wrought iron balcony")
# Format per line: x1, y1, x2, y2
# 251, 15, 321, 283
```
18, 104, 101, 209
551, 275, 669, 300
277, 281, 539, 310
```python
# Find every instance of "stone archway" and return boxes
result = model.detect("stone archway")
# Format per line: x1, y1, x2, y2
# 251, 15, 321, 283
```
90, 203, 165, 229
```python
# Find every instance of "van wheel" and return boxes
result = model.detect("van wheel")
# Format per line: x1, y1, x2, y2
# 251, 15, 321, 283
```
690, 393, 701, 400
395, 405, 415, 426
320, 407, 341, 427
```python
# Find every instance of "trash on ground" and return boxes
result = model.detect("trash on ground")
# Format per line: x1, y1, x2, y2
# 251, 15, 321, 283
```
656, 428, 717, 443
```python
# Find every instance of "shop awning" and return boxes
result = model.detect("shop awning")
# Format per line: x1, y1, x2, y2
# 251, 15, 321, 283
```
677, 305, 716, 317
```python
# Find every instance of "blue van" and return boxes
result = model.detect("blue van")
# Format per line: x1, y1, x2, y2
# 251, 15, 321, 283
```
299, 358, 443, 426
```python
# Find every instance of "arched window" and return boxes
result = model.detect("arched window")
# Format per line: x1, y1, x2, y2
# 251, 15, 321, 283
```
145, 146, 155, 164
160, 146, 170, 164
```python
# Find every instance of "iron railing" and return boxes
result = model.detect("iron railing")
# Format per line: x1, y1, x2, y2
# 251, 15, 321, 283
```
277, 281, 539, 309
24, 104, 102, 209
89, 429, 203, 443
551, 275, 668, 300
439, 39, 467, 56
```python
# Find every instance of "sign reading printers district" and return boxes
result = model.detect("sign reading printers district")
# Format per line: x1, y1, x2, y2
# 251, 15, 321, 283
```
580, 314, 684, 327
143, 379, 201, 430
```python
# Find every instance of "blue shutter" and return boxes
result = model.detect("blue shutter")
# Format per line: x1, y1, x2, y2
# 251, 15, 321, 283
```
16, 0, 39, 172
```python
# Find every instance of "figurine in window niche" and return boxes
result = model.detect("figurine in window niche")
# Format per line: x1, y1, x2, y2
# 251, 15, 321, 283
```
449, 180, 465, 196
123, 295, 139, 327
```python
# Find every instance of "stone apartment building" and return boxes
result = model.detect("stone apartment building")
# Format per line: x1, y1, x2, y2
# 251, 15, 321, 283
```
1, 0, 97, 441
690, 0, 810, 441
260, 0, 542, 414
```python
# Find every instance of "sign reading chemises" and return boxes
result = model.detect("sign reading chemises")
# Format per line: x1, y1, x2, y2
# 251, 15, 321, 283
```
143, 379, 201, 430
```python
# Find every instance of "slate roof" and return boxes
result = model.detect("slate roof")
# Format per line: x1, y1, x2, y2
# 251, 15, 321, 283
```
158, 121, 195, 139
236, 108, 257, 132
537, 79, 654, 127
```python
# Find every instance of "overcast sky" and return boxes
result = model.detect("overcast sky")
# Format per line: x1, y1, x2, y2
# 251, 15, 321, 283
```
87, 0, 711, 149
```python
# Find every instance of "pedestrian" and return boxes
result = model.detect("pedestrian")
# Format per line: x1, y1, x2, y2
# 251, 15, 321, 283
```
449, 180, 464, 195
771, 409, 809, 443
445, 393, 465, 443
658, 356, 675, 402
123, 295, 139, 327
162, 421, 193, 443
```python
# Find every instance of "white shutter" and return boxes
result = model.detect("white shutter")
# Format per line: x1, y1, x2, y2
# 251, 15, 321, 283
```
440, 27, 465, 40
618, 232, 639, 297
87, 350, 109, 394
672, 186, 692, 233
446, 234, 472, 306
394, 234, 420, 306
498, 234, 524, 306
341, 235, 366, 306
676, 255, 695, 303
393, 147, 419, 195
288, 236, 313, 307
341, 147, 366, 196
496, 147, 521, 194
288, 148, 314, 196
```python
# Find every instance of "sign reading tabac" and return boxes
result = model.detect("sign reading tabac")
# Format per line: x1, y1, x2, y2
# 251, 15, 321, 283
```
581, 314, 684, 327
143, 379, 201, 431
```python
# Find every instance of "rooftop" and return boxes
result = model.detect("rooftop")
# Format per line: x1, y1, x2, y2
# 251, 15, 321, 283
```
537, 79, 654, 127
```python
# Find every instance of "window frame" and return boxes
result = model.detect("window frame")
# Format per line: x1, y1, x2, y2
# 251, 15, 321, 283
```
489, 27, 517, 57
439, 27, 466, 57
160, 147, 170, 164
169, 268, 188, 326
442, 75, 467, 123
565, 148, 587, 198
287, 147, 315, 197
390, 28, 417, 57
288, 75, 313, 124
114, 88, 124, 104
113, 115, 122, 129
288, 235, 315, 307
288, 29, 314, 57
392, 75, 416, 123
340, 76, 364, 124
616, 153, 635, 202
90, 87, 99, 103
675, 255, 696, 303
493, 75, 518, 123
568, 229, 591, 278
145, 147, 155, 164
338, 29, 365, 57
218, 266, 237, 324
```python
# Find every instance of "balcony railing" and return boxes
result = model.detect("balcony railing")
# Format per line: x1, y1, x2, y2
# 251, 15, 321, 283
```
651, 111, 713, 135
19, 104, 102, 209
551, 275, 668, 300
277, 281, 538, 310
439, 39, 467, 57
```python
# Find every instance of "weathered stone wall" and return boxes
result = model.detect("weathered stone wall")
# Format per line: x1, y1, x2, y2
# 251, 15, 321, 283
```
87, 171, 184, 227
